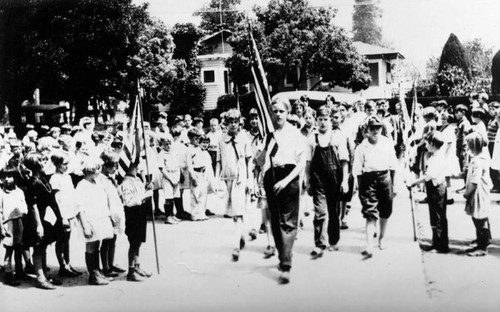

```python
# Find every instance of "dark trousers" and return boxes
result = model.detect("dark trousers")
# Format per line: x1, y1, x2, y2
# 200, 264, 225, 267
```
311, 173, 340, 248
472, 218, 491, 250
264, 165, 299, 272
488, 143, 500, 190
425, 181, 449, 251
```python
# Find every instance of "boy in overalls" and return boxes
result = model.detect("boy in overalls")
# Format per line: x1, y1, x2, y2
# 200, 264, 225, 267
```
305, 106, 349, 258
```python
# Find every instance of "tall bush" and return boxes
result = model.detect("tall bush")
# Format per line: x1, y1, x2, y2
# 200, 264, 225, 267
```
492, 50, 500, 94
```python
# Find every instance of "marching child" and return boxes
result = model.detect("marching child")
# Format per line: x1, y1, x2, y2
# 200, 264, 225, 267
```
119, 161, 153, 281
158, 134, 182, 225
353, 116, 398, 258
1, 166, 28, 286
50, 151, 81, 277
305, 106, 349, 257
407, 130, 449, 253
216, 109, 253, 261
460, 132, 492, 256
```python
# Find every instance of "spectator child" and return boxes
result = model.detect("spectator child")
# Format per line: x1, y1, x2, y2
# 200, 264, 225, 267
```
461, 132, 492, 256
119, 162, 153, 281
187, 129, 210, 221
50, 151, 81, 278
158, 135, 182, 225
75, 158, 114, 286
407, 131, 449, 253
1, 166, 28, 286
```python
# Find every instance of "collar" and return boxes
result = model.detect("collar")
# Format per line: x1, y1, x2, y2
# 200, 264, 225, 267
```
223, 132, 241, 143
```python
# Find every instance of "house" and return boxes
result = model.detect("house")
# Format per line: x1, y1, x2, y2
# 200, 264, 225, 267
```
351, 41, 405, 99
197, 30, 234, 111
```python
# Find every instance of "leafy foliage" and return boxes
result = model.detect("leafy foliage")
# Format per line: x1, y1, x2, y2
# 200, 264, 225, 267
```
464, 38, 493, 79
227, 0, 370, 93
0, 0, 150, 125
169, 23, 206, 117
196, 0, 243, 34
438, 33, 471, 81
352, 0, 383, 45
491, 50, 500, 94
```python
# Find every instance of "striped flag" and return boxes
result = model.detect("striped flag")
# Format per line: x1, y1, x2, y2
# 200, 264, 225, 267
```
118, 95, 145, 178
248, 24, 274, 135
247, 23, 279, 163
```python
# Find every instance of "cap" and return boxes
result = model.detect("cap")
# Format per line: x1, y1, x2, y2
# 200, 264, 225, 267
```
366, 116, 383, 128
80, 117, 92, 125
249, 108, 258, 116
27, 130, 38, 138
26, 124, 35, 130
61, 124, 72, 131
50, 126, 61, 133
105, 121, 114, 127
40, 125, 49, 131
159, 112, 168, 118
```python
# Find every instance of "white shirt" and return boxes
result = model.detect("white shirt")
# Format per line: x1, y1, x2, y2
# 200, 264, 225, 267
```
423, 149, 448, 186
352, 135, 397, 176
268, 122, 306, 167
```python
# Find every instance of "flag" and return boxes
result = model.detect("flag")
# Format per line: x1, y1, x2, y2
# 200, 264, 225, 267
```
248, 23, 274, 136
248, 23, 279, 163
118, 95, 145, 178
399, 83, 411, 143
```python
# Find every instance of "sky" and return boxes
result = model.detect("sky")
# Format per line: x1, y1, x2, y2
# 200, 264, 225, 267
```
134, 0, 500, 76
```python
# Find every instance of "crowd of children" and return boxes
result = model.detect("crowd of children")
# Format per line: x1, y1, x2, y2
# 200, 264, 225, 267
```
1, 93, 500, 288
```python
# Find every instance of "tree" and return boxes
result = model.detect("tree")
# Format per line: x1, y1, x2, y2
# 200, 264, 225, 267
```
195, 0, 243, 34
125, 18, 176, 118
464, 38, 493, 79
227, 0, 371, 93
492, 50, 500, 94
169, 23, 206, 117
352, 0, 383, 45
0, 0, 150, 127
438, 34, 471, 79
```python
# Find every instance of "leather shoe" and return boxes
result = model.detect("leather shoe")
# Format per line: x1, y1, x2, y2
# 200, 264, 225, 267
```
35, 278, 56, 290
249, 229, 257, 241
278, 271, 290, 284
102, 269, 119, 278
111, 265, 126, 273
232, 248, 240, 262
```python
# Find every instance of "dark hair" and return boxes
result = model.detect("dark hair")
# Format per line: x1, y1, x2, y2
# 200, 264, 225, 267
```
51, 150, 69, 168
424, 130, 444, 149
300, 94, 309, 103
100, 149, 120, 166
316, 105, 331, 118
187, 128, 202, 139
23, 152, 45, 174
455, 104, 468, 113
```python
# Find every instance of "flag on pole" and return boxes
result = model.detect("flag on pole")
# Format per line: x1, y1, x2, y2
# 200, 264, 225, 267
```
248, 23, 274, 136
118, 95, 145, 178
399, 83, 411, 144
247, 23, 279, 163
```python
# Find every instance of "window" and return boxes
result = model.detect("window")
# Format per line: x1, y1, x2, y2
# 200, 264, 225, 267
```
284, 67, 299, 87
369, 63, 379, 87
386, 61, 392, 83
203, 70, 215, 84
224, 70, 229, 94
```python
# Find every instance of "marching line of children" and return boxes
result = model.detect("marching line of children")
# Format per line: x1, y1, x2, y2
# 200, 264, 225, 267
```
2, 97, 500, 289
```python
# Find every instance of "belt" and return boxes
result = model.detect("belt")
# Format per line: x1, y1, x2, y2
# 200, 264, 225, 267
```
272, 164, 295, 170
193, 167, 206, 173
363, 170, 389, 175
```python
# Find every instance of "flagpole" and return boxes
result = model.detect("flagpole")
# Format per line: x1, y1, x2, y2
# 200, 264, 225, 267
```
137, 81, 161, 274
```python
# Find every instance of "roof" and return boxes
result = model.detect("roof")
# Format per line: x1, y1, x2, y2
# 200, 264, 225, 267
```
353, 41, 404, 59
200, 30, 233, 43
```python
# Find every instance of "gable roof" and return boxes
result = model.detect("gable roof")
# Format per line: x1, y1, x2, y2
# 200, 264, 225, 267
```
200, 29, 233, 43
353, 41, 404, 60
